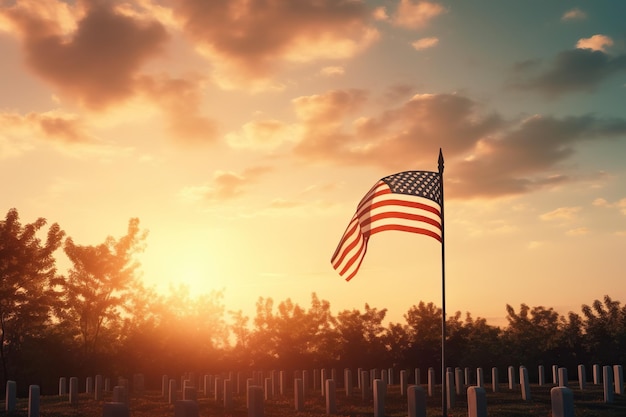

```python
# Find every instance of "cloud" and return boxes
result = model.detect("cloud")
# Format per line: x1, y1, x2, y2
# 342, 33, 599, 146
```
393, 0, 446, 30
0, 110, 91, 145
411, 37, 439, 51
372, 7, 389, 21
137, 75, 219, 143
320, 66, 346, 77
527, 241, 545, 250
171, 0, 379, 89
540, 206, 581, 221
566, 227, 590, 236
288, 89, 626, 199
225, 119, 300, 150
593, 197, 626, 215
1, 1, 169, 110
293, 91, 503, 170
576, 34, 614, 52
180, 166, 272, 203
508, 48, 626, 97
451, 114, 626, 198
561, 8, 587, 21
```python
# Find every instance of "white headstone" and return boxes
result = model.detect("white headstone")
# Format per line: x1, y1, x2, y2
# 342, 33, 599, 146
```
603, 366, 614, 403
550, 387, 574, 417
520, 366, 531, 401
69, 377, 79, 404
578, 365, 586, 390
446, 370, 455, 409
427, 367, 435, 397
294, 379, 304, 411
491, 367, 499, 393
613, 365, 624, 395
28, 385, 39, 417
325, 379, 336, 414
373, 379, 385, 417
467, 386, 486, 417
5, 380, 16, 412
408, 385, 426, 417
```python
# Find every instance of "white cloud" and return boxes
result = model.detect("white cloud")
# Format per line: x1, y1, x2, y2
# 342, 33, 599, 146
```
540, 206, 581, 221
561, 8, 587, 21
372, 7, 389, 21
320, 66, 345, 77
594, 197, 626, 215
411, 37, 439, 51
576, 34, 614, 52
393, 0, 445, 30
566, 227, 590, 236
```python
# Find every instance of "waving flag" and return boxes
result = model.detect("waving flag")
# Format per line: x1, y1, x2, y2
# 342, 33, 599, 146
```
331, 170, 442, 281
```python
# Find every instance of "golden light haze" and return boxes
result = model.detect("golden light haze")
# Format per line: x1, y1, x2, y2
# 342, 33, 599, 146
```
1, 0, 625, 326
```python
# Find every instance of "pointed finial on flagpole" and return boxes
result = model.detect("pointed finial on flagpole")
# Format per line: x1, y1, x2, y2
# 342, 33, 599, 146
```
438, 148, 444, 175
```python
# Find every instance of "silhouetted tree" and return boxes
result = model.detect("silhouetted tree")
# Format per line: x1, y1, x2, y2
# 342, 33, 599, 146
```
58, 218, 147, 373
581, 295, 626, 364
458, 313, 503, 369
404, 302, 442, 371
502, 304, 562, 371
335, 304, 388, 369
0, 208, 64, 387
247, 293, 337, 370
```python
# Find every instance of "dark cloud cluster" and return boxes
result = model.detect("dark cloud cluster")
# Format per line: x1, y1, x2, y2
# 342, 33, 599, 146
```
509, 48, 626, 97
290, 90, 626, 199
3, 2, 168, 109
171, 0, 377, 83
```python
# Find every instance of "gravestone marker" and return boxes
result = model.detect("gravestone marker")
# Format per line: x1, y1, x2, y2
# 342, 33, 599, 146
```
325, 379, 336, 414
491, 368, 499, 393
603, 366, 614, 403
578, 365, 586, 390
28, 385, 39, 417
5, 380, 16, 412
467, 386, 486, 417
373, 379, 385, 417
427, 367, 435, 397
69, 377, 79, 404
520, 366, 531, 401
294, 379, 304, 411
407, 385, 426, 417
614, 365, 624, 395
551, 387, 574, 417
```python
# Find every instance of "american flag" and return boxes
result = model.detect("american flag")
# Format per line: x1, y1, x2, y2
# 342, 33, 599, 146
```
331, 170, 442, 281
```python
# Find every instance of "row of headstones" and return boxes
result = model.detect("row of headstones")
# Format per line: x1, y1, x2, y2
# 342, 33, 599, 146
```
160, 363, 626, 408
153, 374, 583, 417
10, 364, 620, 417
441, 364, 624, 411
4, 375, 143, 417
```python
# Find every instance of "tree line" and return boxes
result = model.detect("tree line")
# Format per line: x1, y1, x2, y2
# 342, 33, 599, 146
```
1, 208, 625, 395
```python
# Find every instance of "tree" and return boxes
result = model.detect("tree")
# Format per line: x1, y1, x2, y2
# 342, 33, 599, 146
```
581, 295, 626, 364
0, 208, 65, 386
335, 304, 388, 369
247, 293, 337, 370
59, 218, 147, 372
404, 302, 442, 370
502, 304, 562, 369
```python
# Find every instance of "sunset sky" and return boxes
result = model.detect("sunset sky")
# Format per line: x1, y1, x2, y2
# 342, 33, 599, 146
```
2, 0, 625, 327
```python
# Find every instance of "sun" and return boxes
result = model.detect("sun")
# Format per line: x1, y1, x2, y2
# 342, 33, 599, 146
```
140, 232, 225, 295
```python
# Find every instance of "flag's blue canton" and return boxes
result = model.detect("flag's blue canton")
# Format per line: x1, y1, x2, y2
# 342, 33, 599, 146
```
381, 171, 442, 206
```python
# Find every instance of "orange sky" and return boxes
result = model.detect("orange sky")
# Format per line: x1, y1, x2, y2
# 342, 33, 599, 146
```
1, 0, 626, 327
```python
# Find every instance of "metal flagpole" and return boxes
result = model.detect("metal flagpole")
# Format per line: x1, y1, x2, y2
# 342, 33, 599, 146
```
438, 149, 447, 417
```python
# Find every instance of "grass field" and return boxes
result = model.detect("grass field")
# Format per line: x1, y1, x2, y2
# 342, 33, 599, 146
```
3, 383, 626, 417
